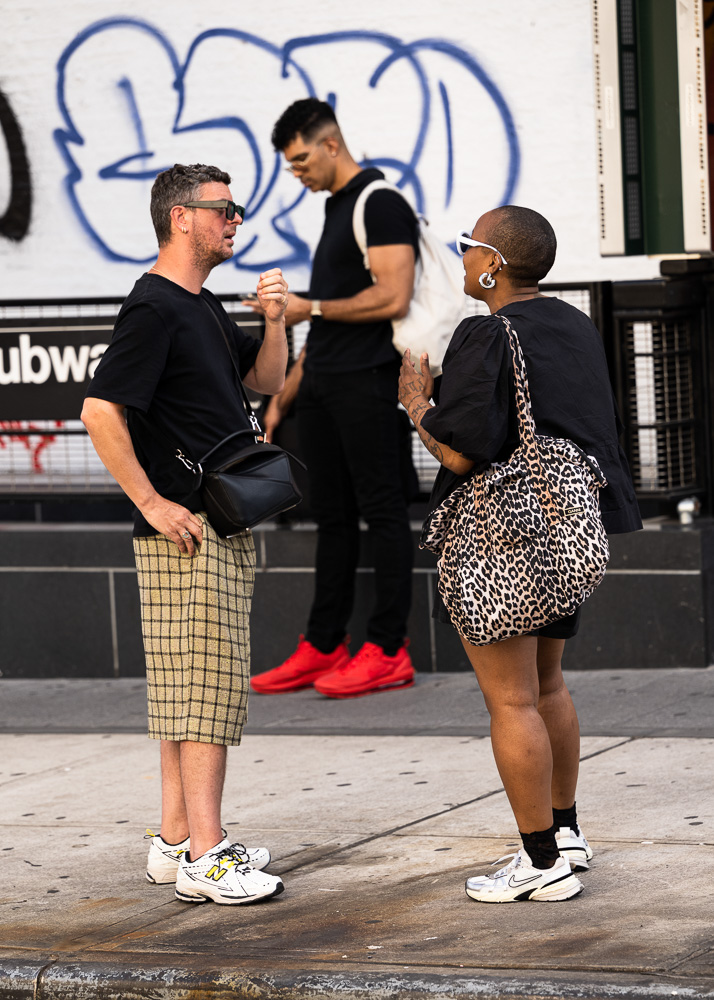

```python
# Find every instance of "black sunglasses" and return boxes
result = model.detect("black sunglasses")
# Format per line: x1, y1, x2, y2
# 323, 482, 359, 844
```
182, 200, 245, 222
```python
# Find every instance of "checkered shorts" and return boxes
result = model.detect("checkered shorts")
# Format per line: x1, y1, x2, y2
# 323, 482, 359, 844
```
133, 514, 255, 746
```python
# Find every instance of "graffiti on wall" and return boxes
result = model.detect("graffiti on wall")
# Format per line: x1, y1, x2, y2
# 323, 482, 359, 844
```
0, 422, 62, 473
0, 88, 31, 242
2, 17, 520, 488
53, 19, 520, 269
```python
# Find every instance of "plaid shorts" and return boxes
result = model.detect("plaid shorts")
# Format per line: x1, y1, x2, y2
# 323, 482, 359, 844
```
133, 514, 255, 746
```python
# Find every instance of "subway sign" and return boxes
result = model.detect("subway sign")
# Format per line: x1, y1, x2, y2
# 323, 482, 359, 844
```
0, 321, 112, 419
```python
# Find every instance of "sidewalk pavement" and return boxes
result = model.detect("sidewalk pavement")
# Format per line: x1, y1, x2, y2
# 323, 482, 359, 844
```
1, 670, 713, 1000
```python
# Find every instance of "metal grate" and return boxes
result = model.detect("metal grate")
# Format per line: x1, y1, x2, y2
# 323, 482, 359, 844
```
0, 298, 124, 496
0, 421, 119, 494
625, 318, 698, 492
0, 296, 264, 498
0, 288, 598, 499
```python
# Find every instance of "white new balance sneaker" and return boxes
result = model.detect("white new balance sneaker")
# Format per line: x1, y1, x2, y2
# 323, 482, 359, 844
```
465, 850, 583, 903
555, 825, 594, 871
145, 829, 271, 884
145, 830, 190, 884
175, 839, 284, 905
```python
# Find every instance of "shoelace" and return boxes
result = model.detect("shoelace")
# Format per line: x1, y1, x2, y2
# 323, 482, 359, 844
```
209, 842, 252, 870
489, 851, 523, 877
344, 644, 388, 676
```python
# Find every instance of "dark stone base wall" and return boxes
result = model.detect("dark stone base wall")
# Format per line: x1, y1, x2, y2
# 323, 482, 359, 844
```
0, 522, 712, 677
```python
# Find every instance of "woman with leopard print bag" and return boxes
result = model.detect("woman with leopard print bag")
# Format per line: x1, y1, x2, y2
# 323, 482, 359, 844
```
398, 206, 641, 905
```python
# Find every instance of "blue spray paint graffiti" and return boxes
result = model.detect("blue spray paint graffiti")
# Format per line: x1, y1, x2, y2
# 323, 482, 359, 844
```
54, 19, 520, 270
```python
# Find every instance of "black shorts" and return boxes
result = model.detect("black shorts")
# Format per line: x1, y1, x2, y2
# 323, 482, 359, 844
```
432, 590, 583, 641
528, 605, 582, 639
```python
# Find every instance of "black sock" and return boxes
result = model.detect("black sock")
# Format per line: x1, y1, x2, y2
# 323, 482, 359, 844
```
553, 802, 580, 836
520, 824, 561, 869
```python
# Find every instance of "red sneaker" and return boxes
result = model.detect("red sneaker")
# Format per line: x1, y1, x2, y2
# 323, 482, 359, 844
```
314, 641, 414, 699
250, 636, 351, 694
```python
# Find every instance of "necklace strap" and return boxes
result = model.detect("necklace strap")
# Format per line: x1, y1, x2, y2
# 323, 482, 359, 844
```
148, 266, 172, 281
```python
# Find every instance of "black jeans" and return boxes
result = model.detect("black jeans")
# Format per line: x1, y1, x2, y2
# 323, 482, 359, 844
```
296, 361, 413, 656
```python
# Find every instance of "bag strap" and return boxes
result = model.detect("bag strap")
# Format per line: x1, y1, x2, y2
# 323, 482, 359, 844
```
128, 299, 264, 479
200, 428, 264, 467
499, 314, 566, 516
499, 315, 537, 445
203, 299, 263, 439
352, 179, 418, 274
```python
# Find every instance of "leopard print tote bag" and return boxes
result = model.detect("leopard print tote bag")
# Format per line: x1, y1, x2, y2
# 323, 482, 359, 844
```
420, 315, 609, 646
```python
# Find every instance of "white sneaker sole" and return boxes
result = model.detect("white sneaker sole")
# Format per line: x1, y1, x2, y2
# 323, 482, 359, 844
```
146, 869, 178, 885
175, 880, 284, 905
530, 873, 584, 901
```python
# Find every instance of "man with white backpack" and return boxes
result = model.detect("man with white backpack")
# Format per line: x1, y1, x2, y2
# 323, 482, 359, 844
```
248, 98, 432, 699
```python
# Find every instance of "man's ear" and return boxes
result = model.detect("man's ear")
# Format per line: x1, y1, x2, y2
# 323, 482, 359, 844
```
323, 135, 340, 158
169, 204, 189, 233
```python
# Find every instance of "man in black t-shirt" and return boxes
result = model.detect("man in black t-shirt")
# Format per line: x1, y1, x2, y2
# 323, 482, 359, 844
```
248, 99, 417, 699
82, 163, 288, 906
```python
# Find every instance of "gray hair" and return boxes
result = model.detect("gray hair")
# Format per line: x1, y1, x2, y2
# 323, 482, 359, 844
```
150, 163, 231, 246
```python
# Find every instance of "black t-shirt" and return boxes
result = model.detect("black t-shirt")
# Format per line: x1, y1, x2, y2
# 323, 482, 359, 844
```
306, 168, 419, 373
421, 296, 642, 535
85, 273, 261, 535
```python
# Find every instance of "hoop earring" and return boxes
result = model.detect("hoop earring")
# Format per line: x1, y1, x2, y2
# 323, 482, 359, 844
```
479, 272, 496, 290
182, 227, 188, 234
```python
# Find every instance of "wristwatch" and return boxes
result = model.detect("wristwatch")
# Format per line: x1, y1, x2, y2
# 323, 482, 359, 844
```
310, 300, 322, 317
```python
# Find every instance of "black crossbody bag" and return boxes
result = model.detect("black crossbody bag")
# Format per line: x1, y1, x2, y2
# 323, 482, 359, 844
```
133, 303, 305, 536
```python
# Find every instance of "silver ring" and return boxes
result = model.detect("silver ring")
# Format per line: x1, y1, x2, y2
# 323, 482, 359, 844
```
182, 531, 191, 539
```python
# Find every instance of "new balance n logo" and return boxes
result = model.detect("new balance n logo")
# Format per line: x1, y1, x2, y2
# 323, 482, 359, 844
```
206, 865, 228, 881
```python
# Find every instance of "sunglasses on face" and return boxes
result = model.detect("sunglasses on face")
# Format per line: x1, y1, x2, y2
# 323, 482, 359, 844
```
182, 200, 245, 222
456, 230, 508, 264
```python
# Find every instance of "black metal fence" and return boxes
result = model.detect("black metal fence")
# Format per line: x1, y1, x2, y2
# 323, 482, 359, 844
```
0, 296, 265, 500
2, 271, 712, 519
608, 263, 714, 518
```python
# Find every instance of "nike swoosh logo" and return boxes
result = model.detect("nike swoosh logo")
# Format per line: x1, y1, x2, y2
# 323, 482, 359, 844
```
508, 874, 541, 888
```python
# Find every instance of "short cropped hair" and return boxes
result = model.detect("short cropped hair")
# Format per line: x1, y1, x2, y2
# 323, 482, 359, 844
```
150, 163, 231, 247
271, 98, 338, 152
484, 206, 557, 285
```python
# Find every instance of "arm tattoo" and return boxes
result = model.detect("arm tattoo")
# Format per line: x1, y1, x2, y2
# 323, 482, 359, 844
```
407, 399, 445, 463
422, 431, 444, 463
409, 400, 431, 424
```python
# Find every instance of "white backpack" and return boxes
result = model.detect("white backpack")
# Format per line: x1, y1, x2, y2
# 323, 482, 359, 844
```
352, 179, 468, 375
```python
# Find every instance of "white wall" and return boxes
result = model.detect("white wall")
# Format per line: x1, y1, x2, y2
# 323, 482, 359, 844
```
1, 0, 663, 301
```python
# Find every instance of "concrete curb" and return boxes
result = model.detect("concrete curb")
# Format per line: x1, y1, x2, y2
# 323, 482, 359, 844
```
2, 960, 713, 1000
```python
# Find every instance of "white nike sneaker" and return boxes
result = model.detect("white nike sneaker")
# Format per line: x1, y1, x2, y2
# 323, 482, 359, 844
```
145, 829, 271, 884
555, 825, 594, 871
465, 850, 583, 903
175, 839, 284, 905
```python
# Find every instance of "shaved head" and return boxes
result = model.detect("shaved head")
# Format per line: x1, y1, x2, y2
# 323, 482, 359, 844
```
479, 206, 556, 285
